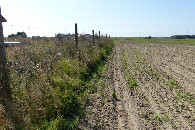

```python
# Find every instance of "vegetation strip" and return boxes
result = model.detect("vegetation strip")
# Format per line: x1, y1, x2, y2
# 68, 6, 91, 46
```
0, 36, 114, 129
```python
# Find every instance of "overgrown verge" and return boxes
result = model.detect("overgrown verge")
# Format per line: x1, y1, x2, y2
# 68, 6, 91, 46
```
0, 36, 114, 129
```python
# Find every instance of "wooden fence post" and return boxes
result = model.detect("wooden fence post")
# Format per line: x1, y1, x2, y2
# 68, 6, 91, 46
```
99, 31, 100, 41
0, 7, 10, 98
75, 23, 78, 48
106, 34, 107, 38
109, 35, 110, 39
92, 30, 94, 46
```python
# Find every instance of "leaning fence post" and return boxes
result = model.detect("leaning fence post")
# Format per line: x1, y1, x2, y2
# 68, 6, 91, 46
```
0, 7, 11, 98
75, 23, 78, 48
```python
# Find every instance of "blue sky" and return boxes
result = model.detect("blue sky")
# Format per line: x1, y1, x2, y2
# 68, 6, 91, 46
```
1, 0, 195, 37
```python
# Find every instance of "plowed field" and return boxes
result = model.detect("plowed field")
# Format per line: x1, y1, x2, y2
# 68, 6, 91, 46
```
82, 40, 195, 130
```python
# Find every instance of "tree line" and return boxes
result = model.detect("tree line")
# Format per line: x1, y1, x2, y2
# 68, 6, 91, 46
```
8, 32, 27, 38
171, 35, 195, 39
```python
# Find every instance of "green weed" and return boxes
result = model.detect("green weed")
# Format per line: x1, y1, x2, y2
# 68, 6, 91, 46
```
176, 92, 188, 101
153, 114, 166, 124
168, 79, 180, 89
123, 59, 129, 68
169, 118, 178, 129
101, 99, 106, 105
132, 66, 138, 71
145, 113, 166, 125
129, 80, 138, 90
95, 120, 103, 129
175, 103, 187, 113
144, 97, 149, 102
112, 91, 117, 100
176, 92, 195, 105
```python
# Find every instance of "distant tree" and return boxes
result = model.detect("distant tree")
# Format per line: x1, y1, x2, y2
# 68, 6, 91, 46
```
171, 35, 188, 39
17, 32, 27, 38
192, 35, 195, 39
8, 32, 27, 38
8, 34, 17, 38
145, 36, 152, 39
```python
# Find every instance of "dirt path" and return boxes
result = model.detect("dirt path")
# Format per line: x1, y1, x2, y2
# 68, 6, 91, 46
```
82, 41, 195, 130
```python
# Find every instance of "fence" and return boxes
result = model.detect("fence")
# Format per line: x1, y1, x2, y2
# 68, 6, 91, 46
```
74, 23, 110, 48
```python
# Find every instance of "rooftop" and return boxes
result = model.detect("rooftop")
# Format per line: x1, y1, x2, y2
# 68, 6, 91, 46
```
1, 15, 7, 22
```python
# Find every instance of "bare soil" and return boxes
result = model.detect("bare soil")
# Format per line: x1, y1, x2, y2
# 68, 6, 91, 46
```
82, 41, 195, 129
